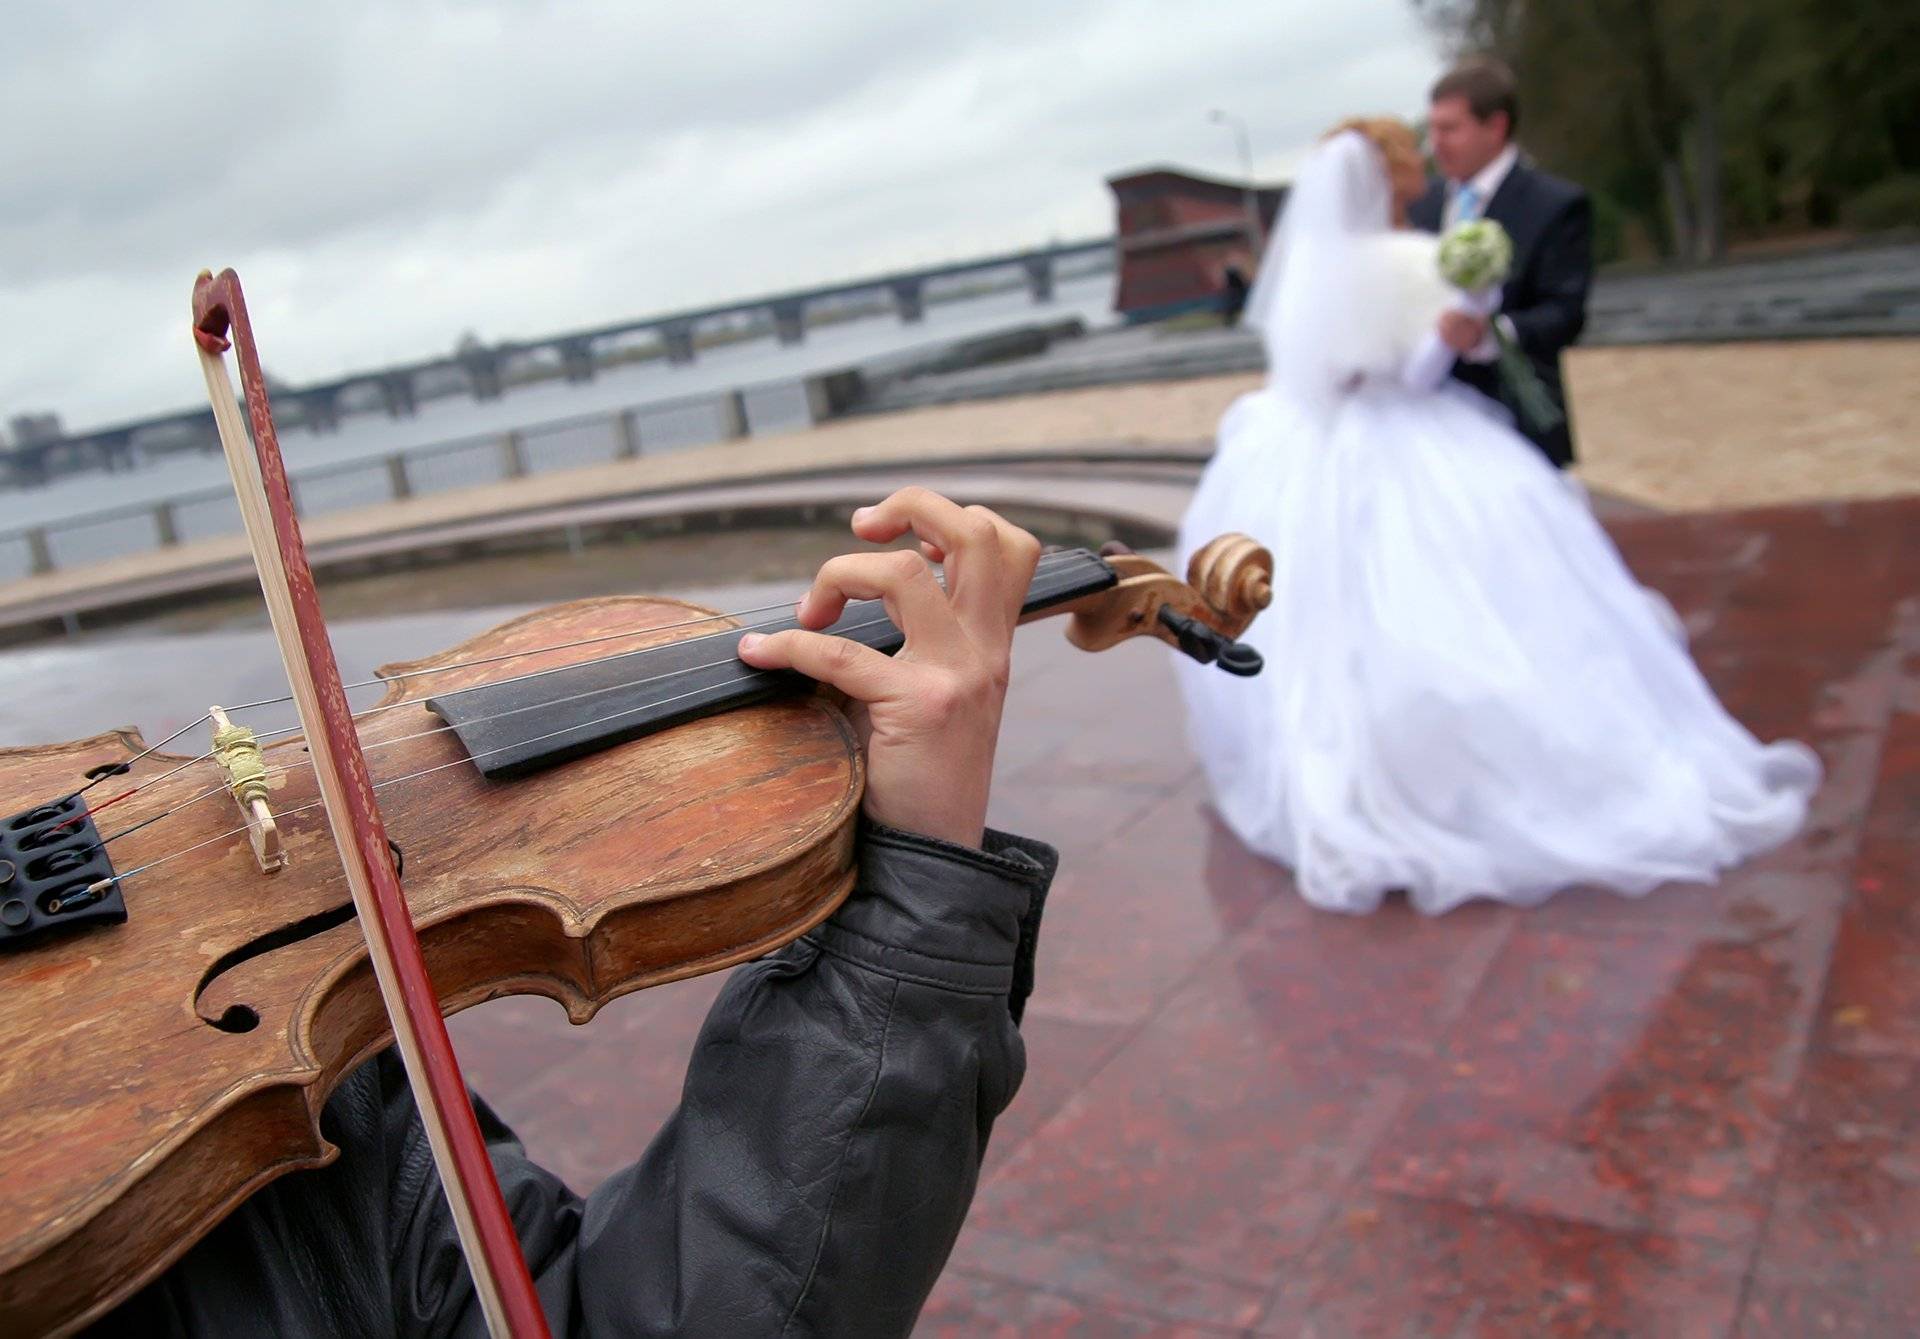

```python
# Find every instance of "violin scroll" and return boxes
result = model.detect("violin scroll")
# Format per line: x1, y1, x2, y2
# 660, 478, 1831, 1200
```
1044, 533, 1273, 673
1182, 533, 1275, 630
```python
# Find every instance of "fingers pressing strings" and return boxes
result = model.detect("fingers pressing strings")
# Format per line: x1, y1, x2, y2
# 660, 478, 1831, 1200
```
847, 490, 1042, 643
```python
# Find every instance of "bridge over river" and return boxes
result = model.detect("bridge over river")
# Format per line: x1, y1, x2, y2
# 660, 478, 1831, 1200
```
5, 237, 1113, 484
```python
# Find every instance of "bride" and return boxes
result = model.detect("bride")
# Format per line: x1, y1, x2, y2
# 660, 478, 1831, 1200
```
1176, 120, 1820, 915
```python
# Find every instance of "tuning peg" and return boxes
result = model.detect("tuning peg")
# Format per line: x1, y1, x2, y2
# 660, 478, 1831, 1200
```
1157, 608, 1263, 676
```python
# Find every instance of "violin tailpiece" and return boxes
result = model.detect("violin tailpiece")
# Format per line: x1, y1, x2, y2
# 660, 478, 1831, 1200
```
0, 794, 124, 950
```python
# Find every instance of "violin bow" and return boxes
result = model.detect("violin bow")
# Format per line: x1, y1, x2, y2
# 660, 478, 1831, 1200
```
191, 271, 550, 1339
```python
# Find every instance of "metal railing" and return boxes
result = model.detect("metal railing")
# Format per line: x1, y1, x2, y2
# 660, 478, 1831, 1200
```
0, 376, 843, 584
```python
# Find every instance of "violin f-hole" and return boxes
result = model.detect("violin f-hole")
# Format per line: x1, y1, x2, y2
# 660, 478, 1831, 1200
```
192, 900, 358, 1030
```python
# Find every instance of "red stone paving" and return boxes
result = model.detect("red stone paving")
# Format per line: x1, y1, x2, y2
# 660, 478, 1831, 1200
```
448, 493, 1920, 1336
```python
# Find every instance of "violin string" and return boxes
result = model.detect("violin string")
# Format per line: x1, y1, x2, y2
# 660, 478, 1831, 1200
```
244, 598, 826, 748
92, 608, 894, 843
73, 713, 215, 798
40, 714, 225, 842
81, 581, 929, 834
98, 622, 909, 888
77, 739, 224, 821
83, 550, 1097, 811
83, 550, 1104, 867
205, 601, 798, 718
91, 602, 916, 857
208, 551, 1091, 724
210, 549, 1098, 726
66, 597, 862, 835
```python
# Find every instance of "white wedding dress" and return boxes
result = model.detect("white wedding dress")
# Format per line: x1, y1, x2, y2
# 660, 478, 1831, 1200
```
1176, 132, 1820, 915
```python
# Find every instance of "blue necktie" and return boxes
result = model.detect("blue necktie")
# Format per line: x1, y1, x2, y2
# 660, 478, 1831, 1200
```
1454, 183, 1481, 225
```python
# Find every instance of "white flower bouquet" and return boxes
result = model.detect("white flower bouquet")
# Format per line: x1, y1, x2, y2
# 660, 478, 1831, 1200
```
1438, 220, 1513, 293
1437, 219, 1564, 434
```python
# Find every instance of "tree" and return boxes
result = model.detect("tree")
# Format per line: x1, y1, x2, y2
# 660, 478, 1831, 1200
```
1412, 0, 1920, 260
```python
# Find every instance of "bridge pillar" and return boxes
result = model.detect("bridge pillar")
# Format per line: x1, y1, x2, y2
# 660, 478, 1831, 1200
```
189, 411, 222, 454
91, 430, 135, 474
1023, 254, 1056, 303
459, 348, 505, 401
6, 444, 46, 486
556, 337, 598, 384
771, 299, 807, 346
660, 321, 697, 366
890, 279, 925, 323
300, 388, 342, 434
378, 372, 418, 419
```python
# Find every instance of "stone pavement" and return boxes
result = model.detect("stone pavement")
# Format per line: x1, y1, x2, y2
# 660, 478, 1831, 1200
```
445, 491, 1920, 1336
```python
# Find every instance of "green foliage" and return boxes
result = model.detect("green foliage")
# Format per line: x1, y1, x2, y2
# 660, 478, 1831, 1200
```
1587, 190, 1631, 264
1841, 175, 1920, 231
1410, 0, 1920, 259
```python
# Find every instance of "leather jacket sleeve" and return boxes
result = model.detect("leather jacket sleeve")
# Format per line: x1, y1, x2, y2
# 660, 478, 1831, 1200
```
91, 822, 1057, 1339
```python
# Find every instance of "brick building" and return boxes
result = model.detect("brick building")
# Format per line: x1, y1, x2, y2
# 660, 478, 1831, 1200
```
1106, 166, 1287, 322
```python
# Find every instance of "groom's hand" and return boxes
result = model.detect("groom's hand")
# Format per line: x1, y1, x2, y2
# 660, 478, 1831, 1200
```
1439, 310, 1489, 353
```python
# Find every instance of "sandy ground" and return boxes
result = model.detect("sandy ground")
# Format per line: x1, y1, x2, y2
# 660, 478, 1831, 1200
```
811, 336, 1919, 513
1562, 339, 1920, 511
840, 340, 1920, 511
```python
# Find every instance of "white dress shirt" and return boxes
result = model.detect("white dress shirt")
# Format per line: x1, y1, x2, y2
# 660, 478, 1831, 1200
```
1445, 143, 1519, 229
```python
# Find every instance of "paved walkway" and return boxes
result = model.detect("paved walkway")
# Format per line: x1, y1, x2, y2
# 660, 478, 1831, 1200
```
443, 492, 1920, 1336
2, 437, 1909, 1332
0, 455, 1208, 635
2, 331, 1912, 633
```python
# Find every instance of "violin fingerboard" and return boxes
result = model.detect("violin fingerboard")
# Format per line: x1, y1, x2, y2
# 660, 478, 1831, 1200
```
426, 548, 1117, 780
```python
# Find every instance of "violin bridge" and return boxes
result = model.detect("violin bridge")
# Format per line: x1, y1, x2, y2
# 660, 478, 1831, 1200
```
209, 705, 285, 873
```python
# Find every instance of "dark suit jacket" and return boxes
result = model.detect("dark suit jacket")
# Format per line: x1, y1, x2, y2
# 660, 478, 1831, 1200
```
1410, 160, 1592, 467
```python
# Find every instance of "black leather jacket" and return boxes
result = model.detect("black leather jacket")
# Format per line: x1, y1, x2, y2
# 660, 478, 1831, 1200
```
88, 823, 1057, 1338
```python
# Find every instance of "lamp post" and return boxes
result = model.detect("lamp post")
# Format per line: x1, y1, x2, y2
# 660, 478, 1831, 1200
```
1209, 109, 1264, 257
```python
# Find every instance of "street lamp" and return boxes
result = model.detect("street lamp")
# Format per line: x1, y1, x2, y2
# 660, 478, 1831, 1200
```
1208, 109, 1264, 256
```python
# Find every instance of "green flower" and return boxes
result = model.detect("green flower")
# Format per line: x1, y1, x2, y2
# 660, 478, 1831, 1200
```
1438, 219, 1514, 292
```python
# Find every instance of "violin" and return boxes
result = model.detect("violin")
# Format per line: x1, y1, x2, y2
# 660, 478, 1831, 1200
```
0, 272, 1272, 1336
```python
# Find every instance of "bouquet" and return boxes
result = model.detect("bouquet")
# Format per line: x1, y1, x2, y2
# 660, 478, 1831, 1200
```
1437, 220, 1564, 434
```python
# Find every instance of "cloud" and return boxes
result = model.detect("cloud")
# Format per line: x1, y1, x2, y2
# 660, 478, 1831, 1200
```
0, 0, 1439, 429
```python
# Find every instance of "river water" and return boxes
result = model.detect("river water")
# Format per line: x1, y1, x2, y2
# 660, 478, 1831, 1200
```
1, 272, 1116, 535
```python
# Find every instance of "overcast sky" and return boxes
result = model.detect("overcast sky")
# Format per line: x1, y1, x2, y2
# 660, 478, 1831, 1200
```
2, 1, 1439, 432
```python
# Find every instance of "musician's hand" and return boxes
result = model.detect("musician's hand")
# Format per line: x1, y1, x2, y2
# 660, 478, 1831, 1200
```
1438, 310, 1489, 354
736, 487, 1041, 848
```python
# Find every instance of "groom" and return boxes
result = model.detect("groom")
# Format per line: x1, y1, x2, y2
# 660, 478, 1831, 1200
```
1410, 58, 1593, 469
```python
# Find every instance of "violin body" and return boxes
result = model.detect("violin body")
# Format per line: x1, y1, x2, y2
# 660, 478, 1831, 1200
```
0, 270, 1278, 1336
0, 596, 866, 1335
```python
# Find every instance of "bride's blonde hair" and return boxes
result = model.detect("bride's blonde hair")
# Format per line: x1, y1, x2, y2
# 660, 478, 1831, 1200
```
1325, 117, 1425, 219
1326, 117, 1421, 178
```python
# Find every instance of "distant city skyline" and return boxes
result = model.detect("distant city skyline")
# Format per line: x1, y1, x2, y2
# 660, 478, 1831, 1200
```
1, 0, 1439, 430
